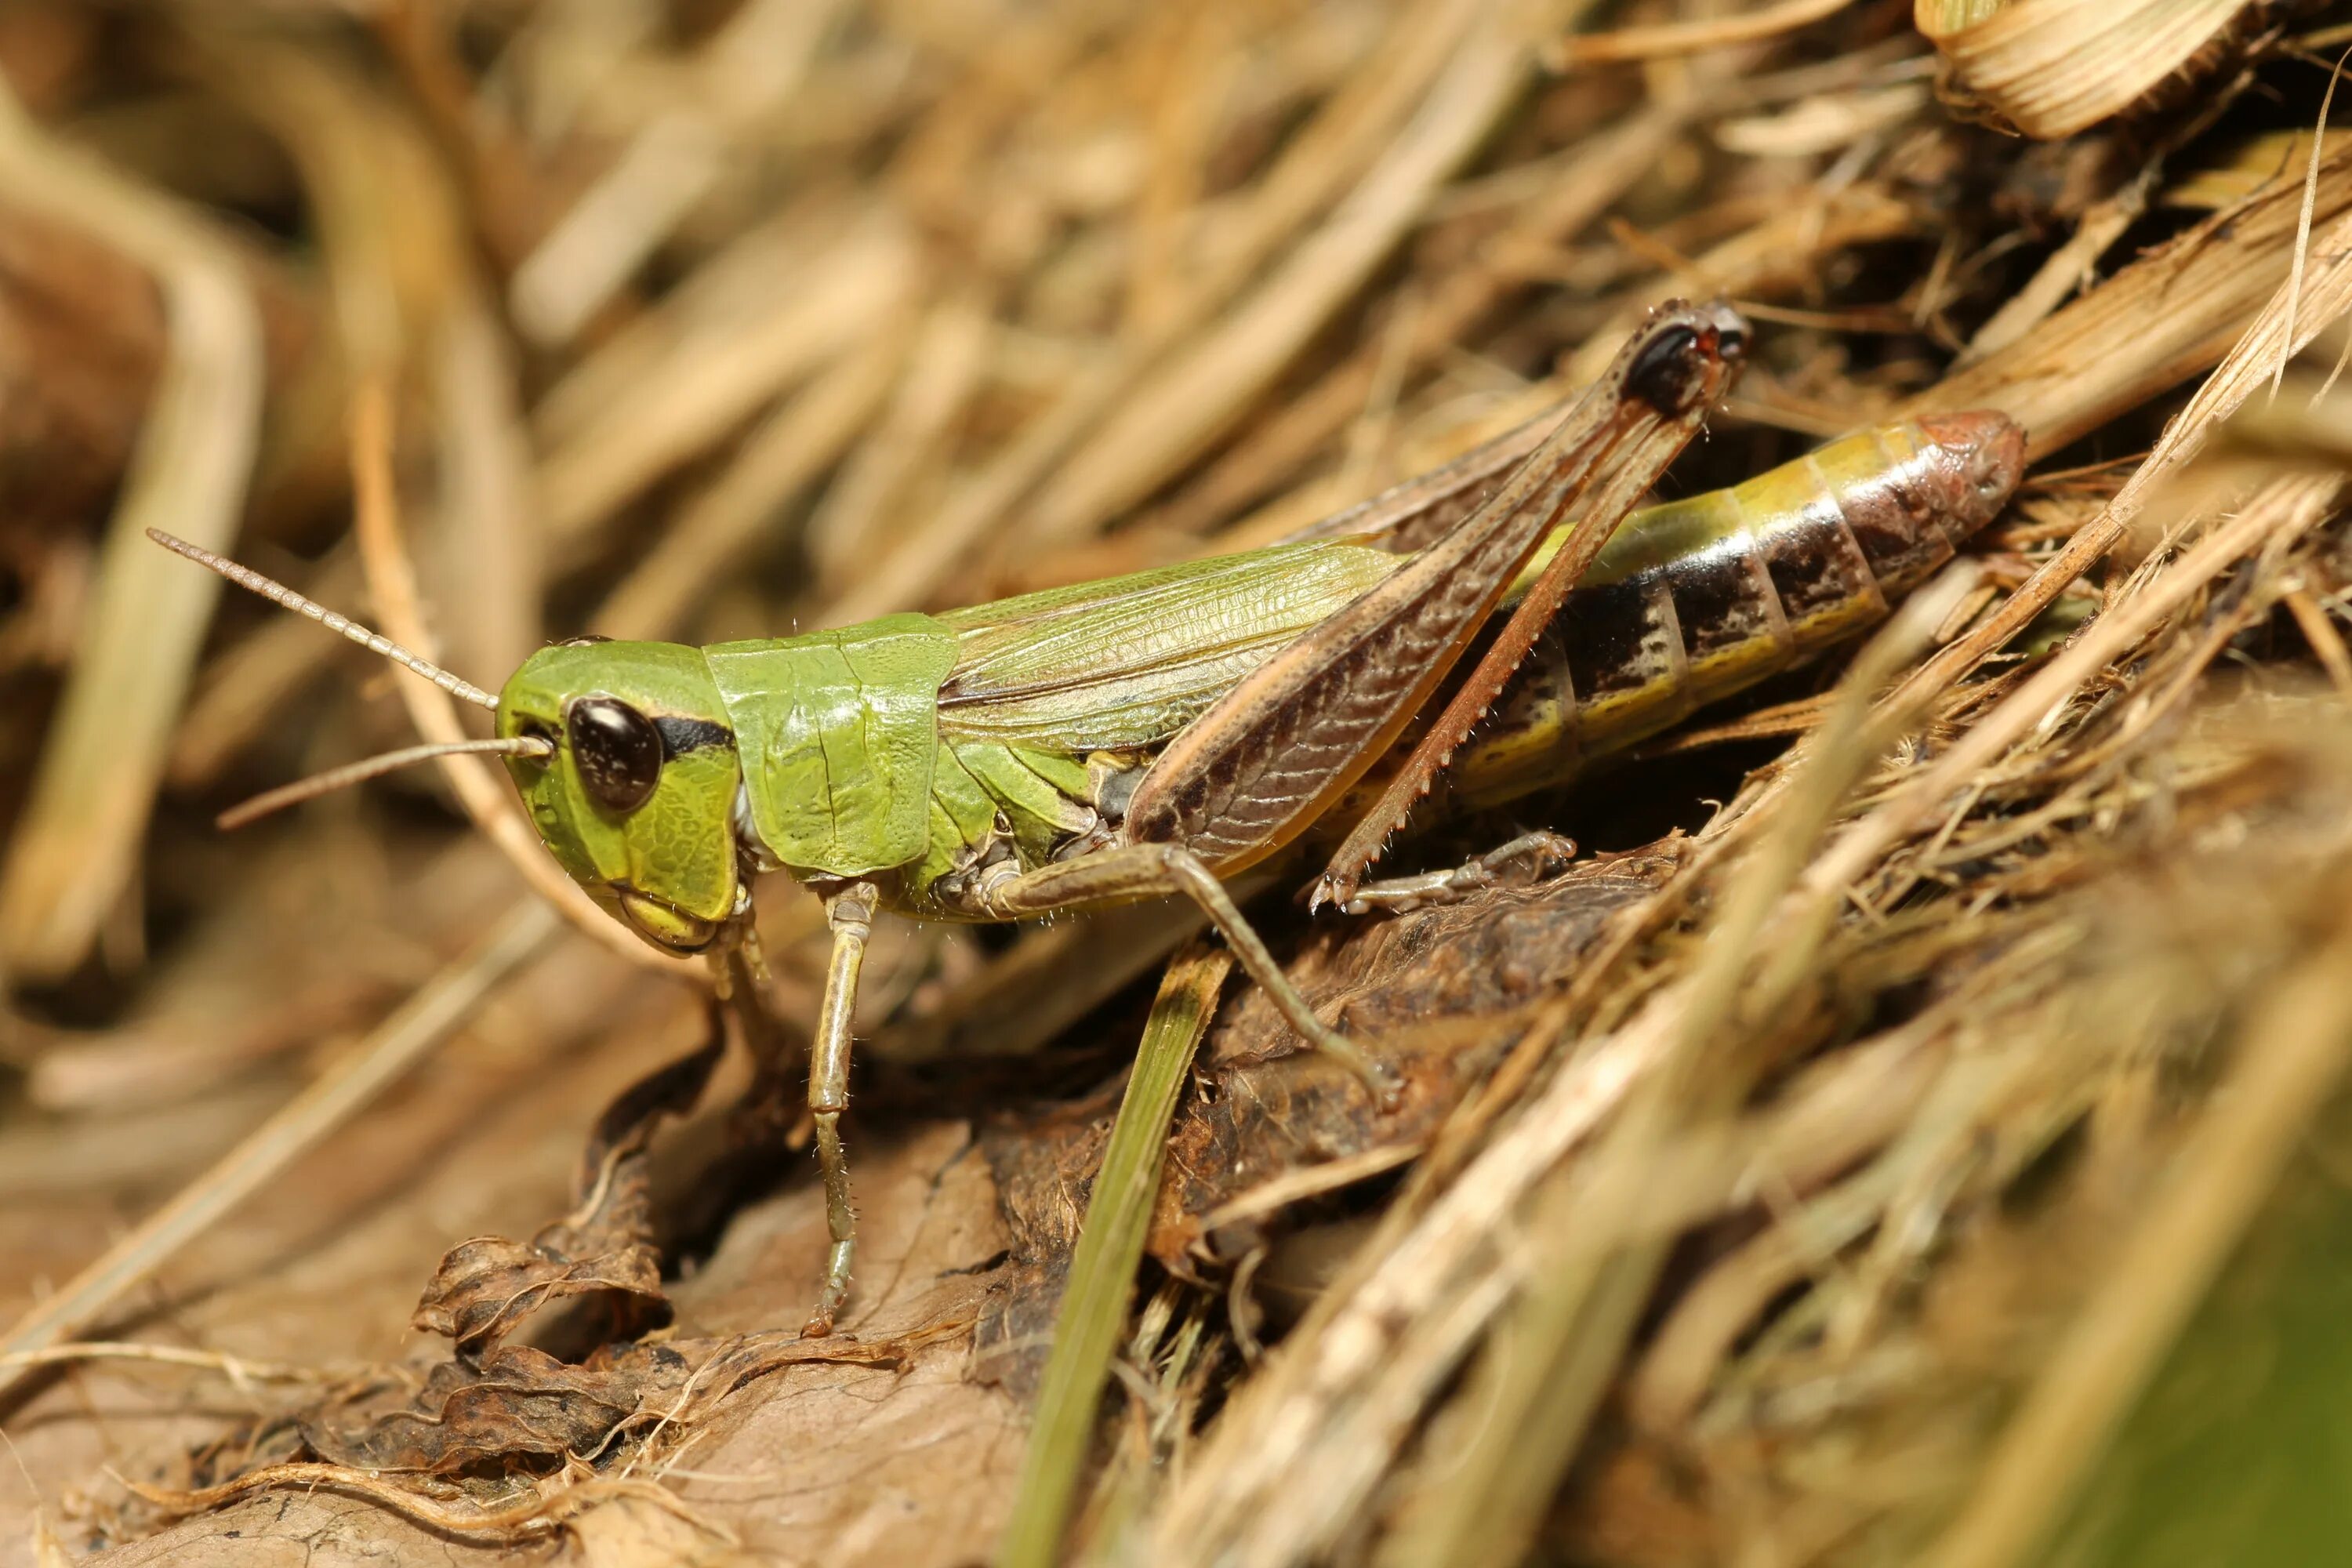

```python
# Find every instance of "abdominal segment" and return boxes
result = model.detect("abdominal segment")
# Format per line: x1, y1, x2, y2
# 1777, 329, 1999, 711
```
1412, 416, 2020, 811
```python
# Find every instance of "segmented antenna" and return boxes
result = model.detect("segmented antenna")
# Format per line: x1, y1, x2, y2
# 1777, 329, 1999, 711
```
147, 528, 501, 710
217, 735, 555, 829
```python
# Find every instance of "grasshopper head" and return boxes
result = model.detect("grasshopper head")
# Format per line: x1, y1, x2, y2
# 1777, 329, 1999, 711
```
496, 640, 744, 954
146, 529, 751, 956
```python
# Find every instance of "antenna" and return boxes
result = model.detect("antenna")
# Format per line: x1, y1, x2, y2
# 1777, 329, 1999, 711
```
216, 735, 555, 829
148, 528, 502, 710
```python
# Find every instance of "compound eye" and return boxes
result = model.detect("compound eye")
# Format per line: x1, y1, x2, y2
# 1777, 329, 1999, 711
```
568, 696, 662, 815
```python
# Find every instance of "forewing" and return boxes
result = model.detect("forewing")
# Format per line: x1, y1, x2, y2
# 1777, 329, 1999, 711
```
1123, 303, 1748, 877
935, 539, 1397, 753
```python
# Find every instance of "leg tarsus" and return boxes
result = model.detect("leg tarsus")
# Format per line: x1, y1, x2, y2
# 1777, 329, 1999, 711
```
1338, 830, 1577, 915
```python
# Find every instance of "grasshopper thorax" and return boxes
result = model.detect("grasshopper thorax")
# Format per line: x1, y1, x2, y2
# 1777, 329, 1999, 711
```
496, 639, 746, 954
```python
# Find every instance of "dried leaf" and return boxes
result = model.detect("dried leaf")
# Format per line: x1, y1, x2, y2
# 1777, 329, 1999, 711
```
978, 851, 1677, 1392
302, 1330, 946, 1473
1917, 0, 2271, 140
1151, 850, 1679, 1269
412, 1017, 724, 1352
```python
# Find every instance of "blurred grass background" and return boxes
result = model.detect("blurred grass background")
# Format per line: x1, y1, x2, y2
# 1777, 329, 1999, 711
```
8, 2, 2352, 1565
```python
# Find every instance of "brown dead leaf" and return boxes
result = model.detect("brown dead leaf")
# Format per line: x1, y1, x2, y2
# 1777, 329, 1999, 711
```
301, 1344, 664, 1472
601, 1120, 1026, 1568
971, 1090, 1119, 1402
299, 1330, 953, 1475
1163, 849, 1679, 1268
977, 851, 1678, 1390
409, 1235, 669, 1355
71, 1119, 1018, 1566
87, 1486, 750, 1567
411, 1011, 724, 1352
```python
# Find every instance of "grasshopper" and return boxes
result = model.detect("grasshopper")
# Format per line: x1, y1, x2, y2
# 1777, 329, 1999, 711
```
153, 301, 2021, 1334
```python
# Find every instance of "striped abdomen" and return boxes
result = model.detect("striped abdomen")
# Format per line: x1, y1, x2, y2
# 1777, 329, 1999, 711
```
1443, 412, 2024, 806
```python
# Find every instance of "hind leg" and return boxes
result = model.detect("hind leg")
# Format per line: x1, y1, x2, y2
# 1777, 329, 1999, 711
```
942, 844, 1398, 1103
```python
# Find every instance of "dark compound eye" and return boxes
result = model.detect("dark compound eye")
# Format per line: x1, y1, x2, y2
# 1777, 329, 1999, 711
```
568, 696, 663, 815
1715, 321, 1748, 360
1625, 323, 1704, 416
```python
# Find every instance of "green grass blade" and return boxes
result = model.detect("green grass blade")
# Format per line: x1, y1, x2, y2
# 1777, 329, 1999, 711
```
996, 943, 1232, 1568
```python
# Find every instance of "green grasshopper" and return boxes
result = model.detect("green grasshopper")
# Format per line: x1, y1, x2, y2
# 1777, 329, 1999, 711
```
154, 301, 2022, 1334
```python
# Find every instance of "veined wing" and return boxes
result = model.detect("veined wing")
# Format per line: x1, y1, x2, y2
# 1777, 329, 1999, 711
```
1113, 303, 1748, 891
935, 538, 1398, 753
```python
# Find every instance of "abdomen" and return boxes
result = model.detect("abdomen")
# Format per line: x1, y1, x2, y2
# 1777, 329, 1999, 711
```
1443, 412, 2024, 806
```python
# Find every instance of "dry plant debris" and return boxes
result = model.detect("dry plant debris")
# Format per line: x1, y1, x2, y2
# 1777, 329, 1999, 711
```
7, 2, 2352, 1566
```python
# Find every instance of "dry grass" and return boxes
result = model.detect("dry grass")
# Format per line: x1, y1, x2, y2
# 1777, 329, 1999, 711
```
5, 2, 2352, 1566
